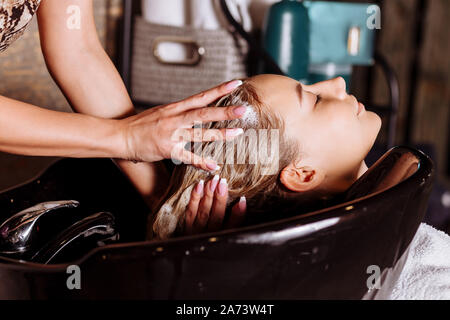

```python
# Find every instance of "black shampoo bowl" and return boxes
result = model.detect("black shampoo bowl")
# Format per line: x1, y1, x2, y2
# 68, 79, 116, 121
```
0, 146, 434, 299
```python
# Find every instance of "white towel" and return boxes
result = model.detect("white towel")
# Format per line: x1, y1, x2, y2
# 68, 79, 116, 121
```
389, 223, 450, 300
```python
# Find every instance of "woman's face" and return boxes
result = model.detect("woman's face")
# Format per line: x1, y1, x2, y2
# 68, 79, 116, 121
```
248, 74, 382, 192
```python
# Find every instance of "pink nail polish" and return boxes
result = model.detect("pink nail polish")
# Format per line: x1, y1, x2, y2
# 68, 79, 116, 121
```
195, 180, 204, 195
206, 161, 220, 171
218, 178, 228, 196
233, 106, 247, 117
239, 196, 247, 212
225, 80, 243, 91
210, 175, 220, 192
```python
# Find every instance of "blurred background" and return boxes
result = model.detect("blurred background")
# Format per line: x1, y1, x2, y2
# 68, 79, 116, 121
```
0, 0, 448, 229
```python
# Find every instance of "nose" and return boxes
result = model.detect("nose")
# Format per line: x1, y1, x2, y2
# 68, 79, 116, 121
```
305, 77, 348, 100
329, 77, 348, 100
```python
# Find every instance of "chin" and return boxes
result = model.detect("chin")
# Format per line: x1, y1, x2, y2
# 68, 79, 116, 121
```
360, 113, 382, 153
367, 112, 382, 138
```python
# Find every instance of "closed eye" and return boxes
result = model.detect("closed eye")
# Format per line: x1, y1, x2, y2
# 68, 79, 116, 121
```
315, 95, 322, 106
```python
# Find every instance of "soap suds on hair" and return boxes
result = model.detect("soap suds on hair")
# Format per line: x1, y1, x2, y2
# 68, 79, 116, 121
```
154, 204, 177, 238
218, 92, 260, 127
242, 104, 259, 126
160, 204, 173, 215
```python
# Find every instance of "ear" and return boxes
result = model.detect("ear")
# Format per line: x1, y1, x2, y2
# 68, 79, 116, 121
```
280, 162, 325, 192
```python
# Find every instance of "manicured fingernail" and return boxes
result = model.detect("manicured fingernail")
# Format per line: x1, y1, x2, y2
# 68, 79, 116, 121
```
233, 106, 247, 117
225, 80, 243, 91
239, 196, 247, 212
210, 175, 220, 191
206, 160, 220, 171
218, 178, 228, 196
226, 128, 244, 138
195, 180, 204, 195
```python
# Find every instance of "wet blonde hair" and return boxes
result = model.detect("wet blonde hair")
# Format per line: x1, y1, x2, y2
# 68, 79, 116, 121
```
148, 81, 301, 240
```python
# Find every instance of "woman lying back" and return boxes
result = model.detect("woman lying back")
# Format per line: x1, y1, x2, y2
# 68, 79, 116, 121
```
149, 75, 382, 239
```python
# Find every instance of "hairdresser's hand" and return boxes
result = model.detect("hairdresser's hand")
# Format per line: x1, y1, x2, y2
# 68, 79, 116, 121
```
184, 175, 247, 235
119, 80, 245, 171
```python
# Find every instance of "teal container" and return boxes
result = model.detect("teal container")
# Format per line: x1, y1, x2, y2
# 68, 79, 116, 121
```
262, 0, 310, 82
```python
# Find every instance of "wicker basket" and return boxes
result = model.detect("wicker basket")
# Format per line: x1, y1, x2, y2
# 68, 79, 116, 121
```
131, 17, 248, 105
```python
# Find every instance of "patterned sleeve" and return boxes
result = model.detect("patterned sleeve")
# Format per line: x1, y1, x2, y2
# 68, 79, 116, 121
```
0, 0, 41, 52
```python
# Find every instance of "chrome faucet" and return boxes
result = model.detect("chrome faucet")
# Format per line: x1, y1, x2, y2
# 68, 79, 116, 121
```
0, 200, 80, 256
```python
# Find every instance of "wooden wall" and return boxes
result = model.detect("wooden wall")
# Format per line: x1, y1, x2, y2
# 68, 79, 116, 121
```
411, 0, 449, 177
370, 0, 450, 177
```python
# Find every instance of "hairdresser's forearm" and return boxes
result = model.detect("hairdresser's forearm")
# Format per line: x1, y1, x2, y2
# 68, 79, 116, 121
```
0, 95, 125, 158
42, 44, 134, 119
49, 48, 167, 205
38, 0, 134, 119
39, 12, 166, 205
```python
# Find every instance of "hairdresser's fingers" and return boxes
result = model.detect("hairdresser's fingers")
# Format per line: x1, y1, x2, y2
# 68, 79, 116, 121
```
185, 180, 204, 235
180, 128, 244, 142
193, 176, 220, 233
225, 197, 247, 229
208, 178, 228, 232
182, 106, 247, 127
172, 144, 220, 172
176, 80, 243, 112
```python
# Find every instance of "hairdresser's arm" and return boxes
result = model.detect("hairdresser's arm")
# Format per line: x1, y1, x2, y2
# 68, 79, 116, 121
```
0, 95, 125, 158
37, 0, 162, 204
0, 92, 160, 204
37, 0, 244, 204
38, 0, 244, 168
